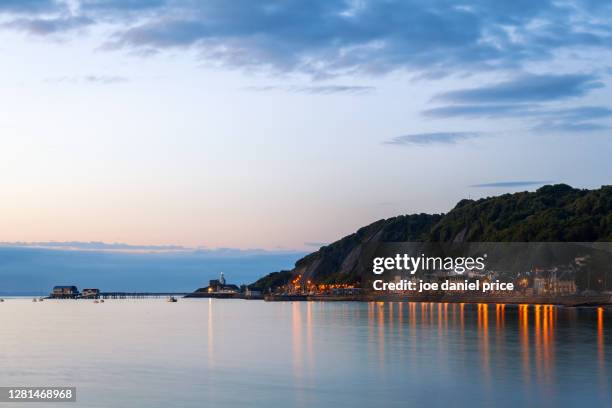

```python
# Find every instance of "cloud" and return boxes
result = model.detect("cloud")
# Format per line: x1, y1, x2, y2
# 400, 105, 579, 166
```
423, 104, 612, 120
424, 103, 612, 132
91, 1, 612, 77
0, 0, 58, 13
530, 106, 612, 132
304, 242, 329, 248
0, 241, 306, 256
5, 16, 93, 35
291, 85, 374, 94
470, 181, 552, 188
423, 104, 523, 118
245, 85, 374, 94
80, 0, 168, 13
425, 73, 612, 132
383, 132, 483, 146
46, 75, 129, 84
0, 1, 611, 78
0, 241, 187, 253
83, 75, 129, 84
551, 106, 612, 121
434, 74, 604, 104
531, 121, 609, 132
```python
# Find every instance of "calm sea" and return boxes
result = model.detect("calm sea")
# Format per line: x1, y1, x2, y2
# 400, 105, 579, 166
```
0, 299, 610, 407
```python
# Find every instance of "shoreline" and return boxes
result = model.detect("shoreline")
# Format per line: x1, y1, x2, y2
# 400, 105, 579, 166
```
263, 292, 612, 306
10, 291, 611, 307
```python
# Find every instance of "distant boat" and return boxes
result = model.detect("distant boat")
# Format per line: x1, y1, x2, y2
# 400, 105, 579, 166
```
38, 298, 44, 302
94, 300, 100, 303
167, 296, 178, 303
100, 299, 105, 303
32, 298, 37, 302
0, 299, 4, 302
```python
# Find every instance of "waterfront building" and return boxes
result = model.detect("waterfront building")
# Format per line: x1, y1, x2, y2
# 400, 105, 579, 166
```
206, 273, 239, 293
184, 272, 242, 298
331, 287, 362, 296
245, 287, 262, 297
81, 288, 100, 298
533, 277, 577, 295
51, 286, 79, 298
551, 280, 577, 295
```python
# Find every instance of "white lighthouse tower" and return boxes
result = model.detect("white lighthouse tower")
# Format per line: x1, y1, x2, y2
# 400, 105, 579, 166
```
219, 272, 226, 286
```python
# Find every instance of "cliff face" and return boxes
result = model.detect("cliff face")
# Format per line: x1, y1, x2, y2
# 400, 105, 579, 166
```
291, 213, 443, 284
251, 184, 612, 289
250, 214, 441, 290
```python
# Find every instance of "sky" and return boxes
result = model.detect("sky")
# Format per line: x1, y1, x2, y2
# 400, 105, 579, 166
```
1, 0, 611, 252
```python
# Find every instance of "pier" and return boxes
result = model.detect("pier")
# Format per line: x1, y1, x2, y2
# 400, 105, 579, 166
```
47, 292, 189, 299
98, 292, 189, 299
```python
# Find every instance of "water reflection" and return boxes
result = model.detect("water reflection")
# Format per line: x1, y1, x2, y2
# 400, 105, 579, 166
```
1, 299, 610, 408
477, 304, 490, 381
292, 301, 303, 376
378, 301, 385, 364
306, 302, 314, 370
598, 306, 606, 393
519, 304, 530, 383
291, 301, 309, 407
208, 298, 214, 366
598, 307, 605, 366
363, 301, 609, 403
495, 304, 506, 372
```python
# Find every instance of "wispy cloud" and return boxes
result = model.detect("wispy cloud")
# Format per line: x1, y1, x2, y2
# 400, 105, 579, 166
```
83, 75, 129, 84
383, 132, 483, 146
425, 105, 612, 120
532, 122, 610, 133
304, 242, 329, 248
80, 0, 167, 13
0, 241, 187, 253
291, 85, 374, 94
4, 15, 93, 35
45, 75, 129, 84
532, 122, 609, 132
423, 104, 522, 118
245, 85, 374, 95
434, 74, 603, 104
469, 181, 552, 188
0, 0, 59, 13
425, 74, 611, 132
0, 241, 305, 256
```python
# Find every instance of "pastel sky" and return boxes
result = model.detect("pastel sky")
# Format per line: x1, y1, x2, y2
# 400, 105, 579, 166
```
1, 0, 611, 250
